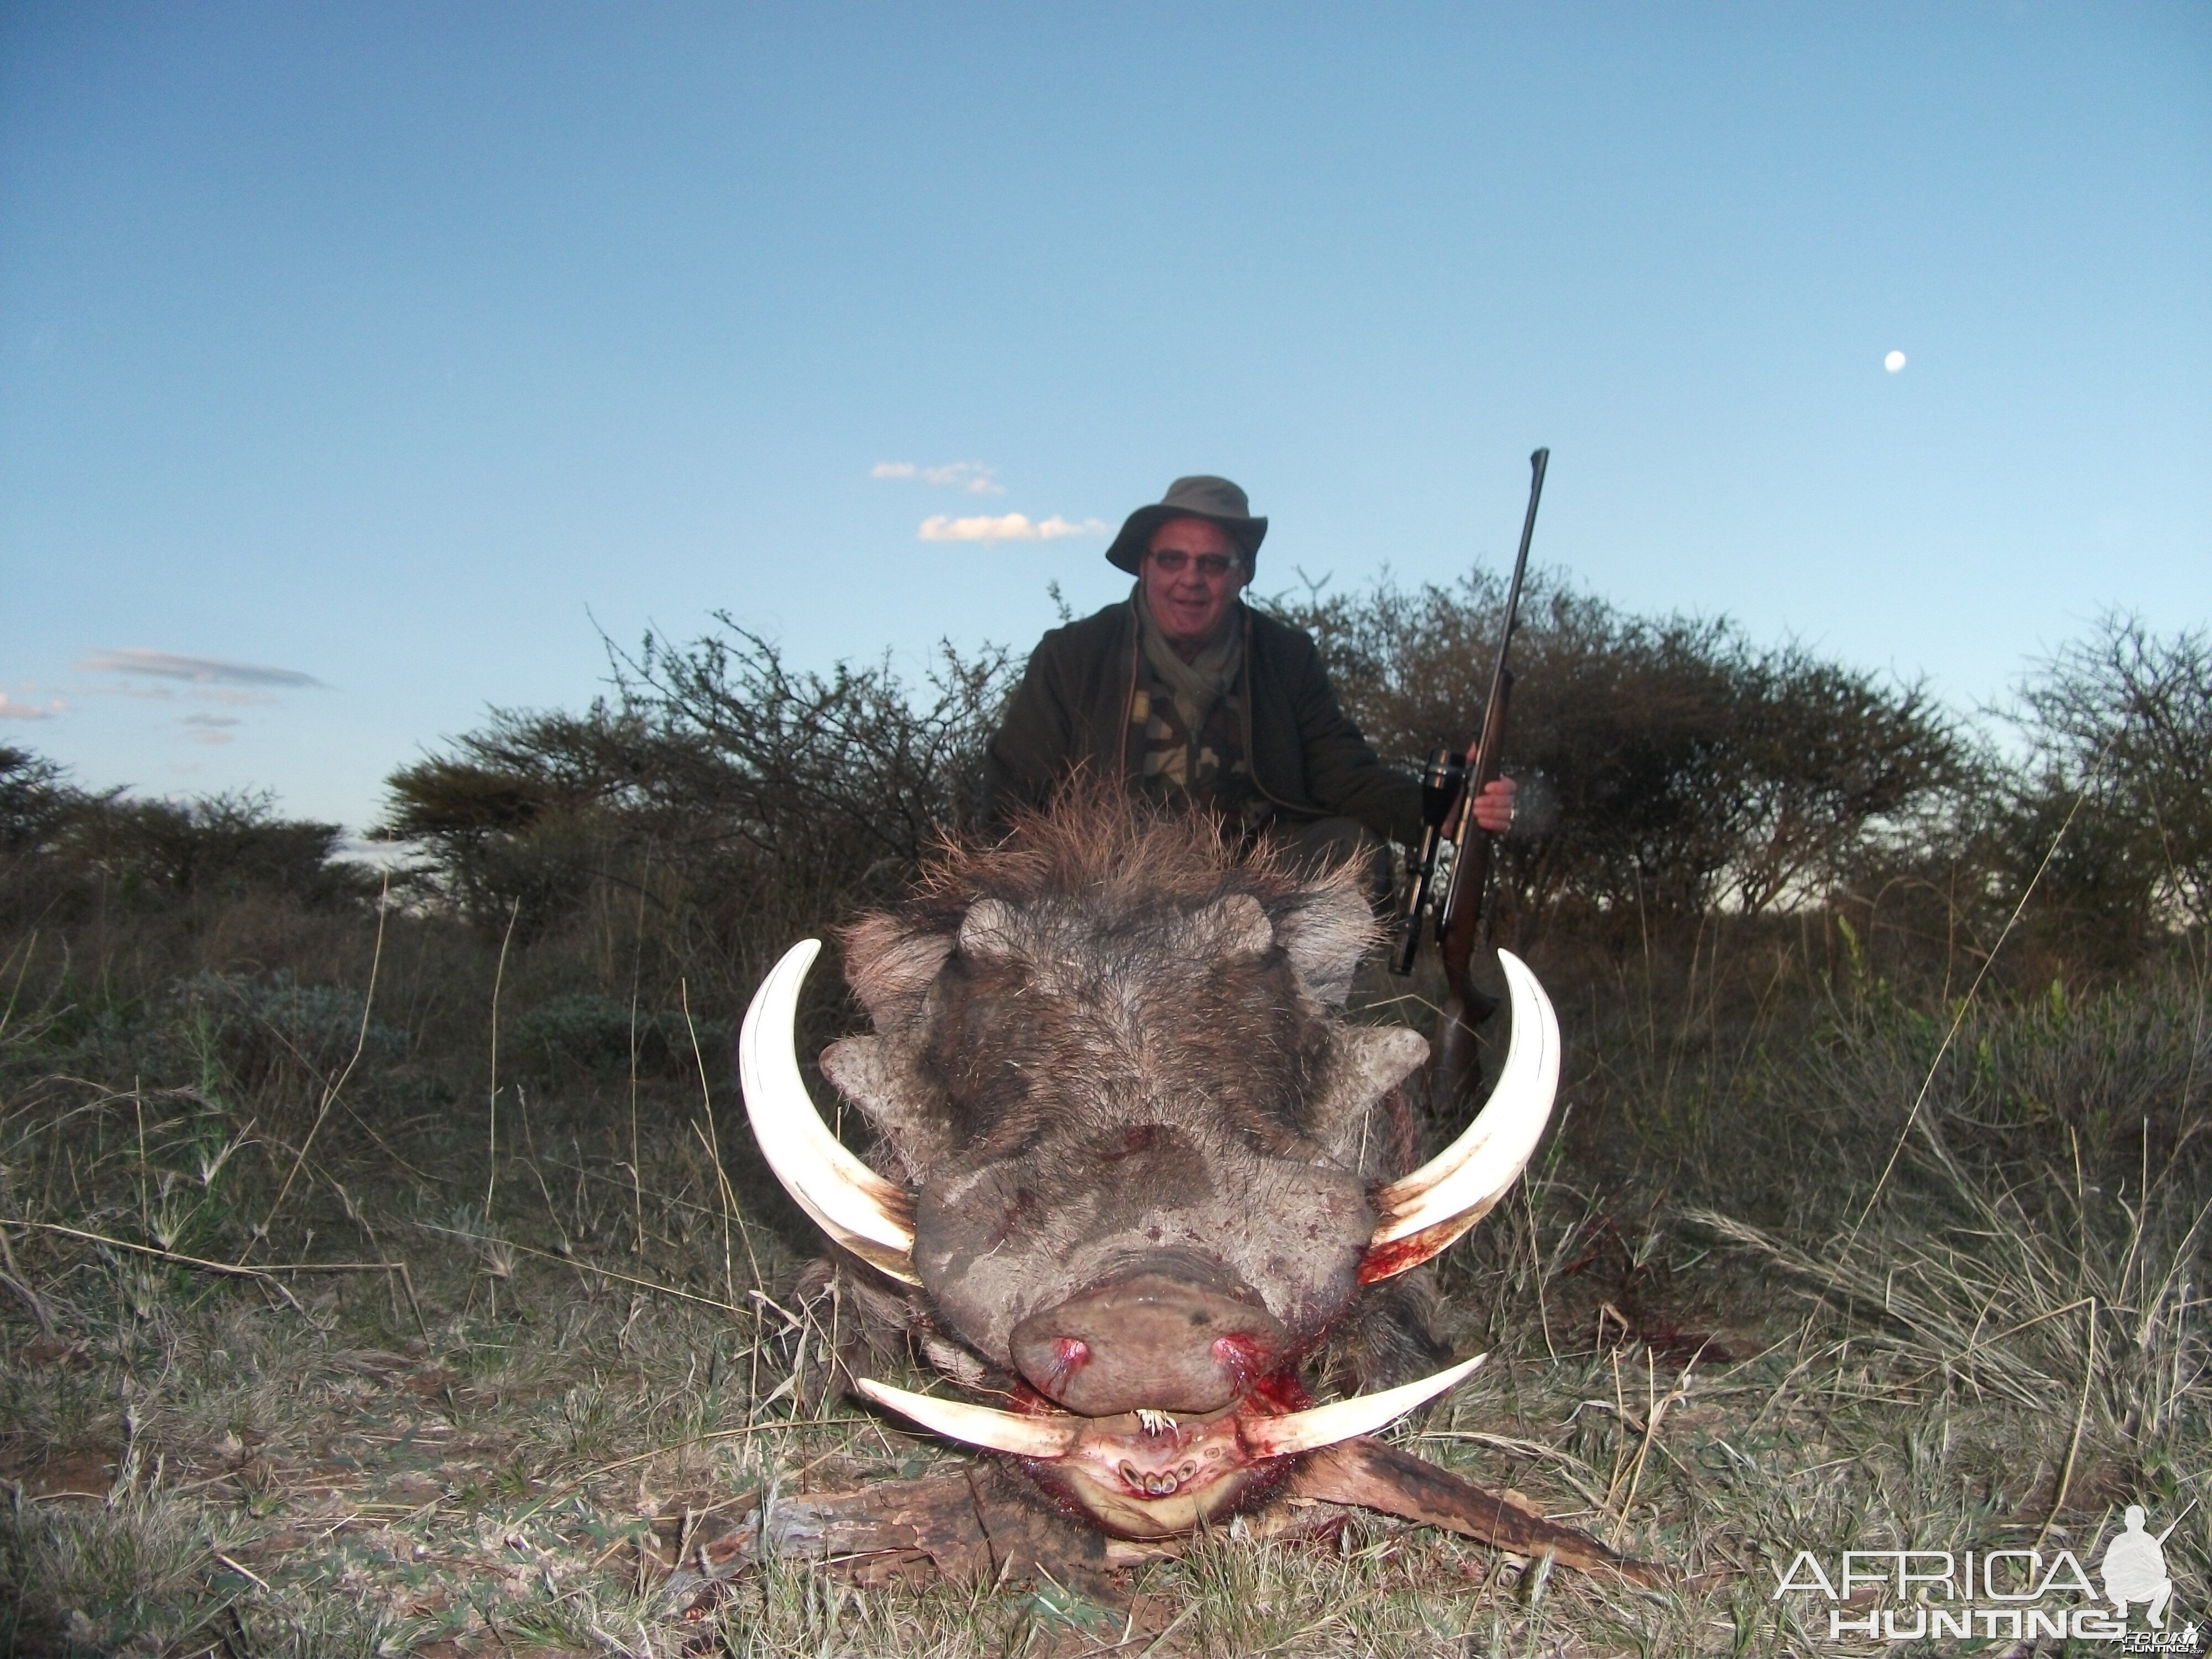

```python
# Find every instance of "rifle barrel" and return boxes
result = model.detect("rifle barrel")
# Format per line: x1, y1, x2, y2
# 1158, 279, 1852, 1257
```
1438, 447, 1548, 920
1428, 448, 1549, 1112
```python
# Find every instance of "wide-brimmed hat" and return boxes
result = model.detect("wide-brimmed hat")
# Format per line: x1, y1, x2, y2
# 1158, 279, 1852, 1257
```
1104, 475, 1269, 575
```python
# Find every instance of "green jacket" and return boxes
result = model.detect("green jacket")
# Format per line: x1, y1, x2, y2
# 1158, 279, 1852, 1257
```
982, 598, 1422, 843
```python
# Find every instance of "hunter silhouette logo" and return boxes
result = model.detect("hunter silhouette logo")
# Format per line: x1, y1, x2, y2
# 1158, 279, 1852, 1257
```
2101, 1506, 2179, 1629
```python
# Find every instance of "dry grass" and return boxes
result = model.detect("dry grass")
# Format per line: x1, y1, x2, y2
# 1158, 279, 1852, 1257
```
1, 907, 2206, 1657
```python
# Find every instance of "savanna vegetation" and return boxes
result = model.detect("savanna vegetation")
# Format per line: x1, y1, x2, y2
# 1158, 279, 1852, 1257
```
1, 585, 2205, 1657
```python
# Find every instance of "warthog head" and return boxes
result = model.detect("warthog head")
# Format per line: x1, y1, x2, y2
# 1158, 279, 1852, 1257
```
740, 800, 1557, 1538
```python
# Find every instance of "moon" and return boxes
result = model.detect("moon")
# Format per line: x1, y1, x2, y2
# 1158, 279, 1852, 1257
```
1884, 350, 1907, 373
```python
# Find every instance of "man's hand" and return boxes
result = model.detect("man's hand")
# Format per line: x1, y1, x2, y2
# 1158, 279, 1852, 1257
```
1469, 775, 1517, 836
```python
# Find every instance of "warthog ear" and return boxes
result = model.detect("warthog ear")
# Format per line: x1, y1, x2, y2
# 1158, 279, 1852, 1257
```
843, 915, 957, 1029
1311, 1026, 1432, 1164
1183, 893, 1274, 959
820, 1035, 954, 1178
956, 897, 1025, 960
1267, 877, 1380, 1008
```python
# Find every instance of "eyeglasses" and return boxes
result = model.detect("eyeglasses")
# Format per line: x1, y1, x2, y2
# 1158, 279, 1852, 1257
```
1146, 550, 1241, 578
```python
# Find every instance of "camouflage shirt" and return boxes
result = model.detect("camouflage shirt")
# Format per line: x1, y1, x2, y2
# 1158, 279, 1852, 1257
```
1130, 606, 1272, 832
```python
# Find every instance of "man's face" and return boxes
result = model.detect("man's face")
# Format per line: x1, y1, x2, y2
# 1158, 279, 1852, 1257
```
1140, 517, 1248, 650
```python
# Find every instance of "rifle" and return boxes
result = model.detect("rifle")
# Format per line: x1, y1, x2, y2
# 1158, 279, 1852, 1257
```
1389, 448, 1549, 1112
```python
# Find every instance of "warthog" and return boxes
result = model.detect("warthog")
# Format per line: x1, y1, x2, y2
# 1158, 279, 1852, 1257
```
739, 799, 1562, 1545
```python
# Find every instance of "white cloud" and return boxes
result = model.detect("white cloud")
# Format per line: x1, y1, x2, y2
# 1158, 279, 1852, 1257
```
872, 460, 1004, 495
180, 712, 246, 745
0, 691, 65, 720
77, 685, 276, 711
917, 512, 1111, 543
79, 648, 322, 688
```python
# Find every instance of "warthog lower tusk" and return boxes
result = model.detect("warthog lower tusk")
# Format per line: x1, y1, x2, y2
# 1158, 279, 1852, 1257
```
739, 939, 920, 1284
1239, 1353, 1488, 1458
860, 1357, 1485, 1469
1361, 951, 1559, 1281
855, 1378, 1081, 1459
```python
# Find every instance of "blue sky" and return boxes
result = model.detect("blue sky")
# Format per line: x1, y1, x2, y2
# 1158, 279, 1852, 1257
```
3, 3, 2206, 830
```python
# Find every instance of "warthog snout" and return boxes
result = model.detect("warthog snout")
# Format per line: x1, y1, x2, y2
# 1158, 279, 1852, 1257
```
1010, 1263, 1287, 1415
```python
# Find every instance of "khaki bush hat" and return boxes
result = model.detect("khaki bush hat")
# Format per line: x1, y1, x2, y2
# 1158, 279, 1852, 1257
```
1104, 476, 1269, 575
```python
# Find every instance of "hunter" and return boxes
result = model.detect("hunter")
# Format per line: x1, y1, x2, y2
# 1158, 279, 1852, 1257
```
980, 474, 1515, 875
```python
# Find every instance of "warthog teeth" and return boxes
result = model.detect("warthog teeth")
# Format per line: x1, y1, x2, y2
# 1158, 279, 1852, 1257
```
1240, 1353, 1488, 1458
1361, 951, 1559, 1280
740, 940, 921, 1284
855, 1378, 1081, 1460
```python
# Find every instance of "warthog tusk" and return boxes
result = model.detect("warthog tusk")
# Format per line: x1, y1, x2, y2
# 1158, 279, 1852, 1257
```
1240, 1353, 1488, 1458
739, 940, 920, 1284
855, 1377, 1081, 1459
1361, 952, 1558, 1281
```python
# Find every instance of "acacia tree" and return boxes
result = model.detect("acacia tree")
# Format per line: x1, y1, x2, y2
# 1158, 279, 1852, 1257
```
1999, 615, 2212, 964
3, 748, 372, 923
1267, 571, 1965, 944
380, 621, 1015, 988
379, 705, 654, 928
0, 746, 86, 857
1716, 645, 1967, 914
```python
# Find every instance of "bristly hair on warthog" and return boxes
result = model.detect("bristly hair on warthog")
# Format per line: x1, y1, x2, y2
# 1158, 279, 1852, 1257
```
739, 791, 1561, 1541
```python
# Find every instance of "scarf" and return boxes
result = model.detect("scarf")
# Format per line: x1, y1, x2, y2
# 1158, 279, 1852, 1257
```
1135, 590, 1244, 731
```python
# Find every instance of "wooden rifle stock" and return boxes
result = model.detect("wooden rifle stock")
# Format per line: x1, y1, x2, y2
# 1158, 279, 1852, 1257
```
1430, 669, 1511, 1105
1426, 448, 1548, 1115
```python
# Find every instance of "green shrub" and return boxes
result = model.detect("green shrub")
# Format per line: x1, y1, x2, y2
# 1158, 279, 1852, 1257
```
504, 992, 723, 1081
169, 969, 404, 1083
